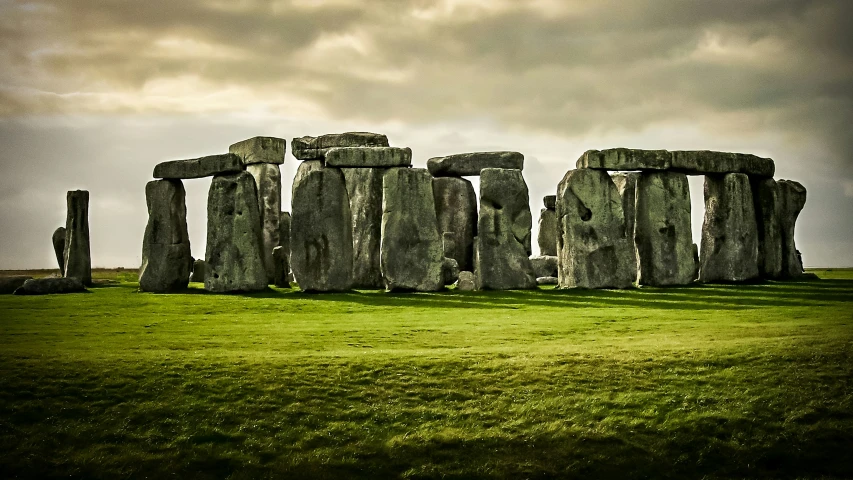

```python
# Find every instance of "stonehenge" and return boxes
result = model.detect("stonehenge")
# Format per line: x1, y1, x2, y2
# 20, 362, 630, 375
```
428, 151, 524, 177
52, 227, 66, 274
537, 195, 557, 256
292, 132, 389, 160
778, 180, 807, 278
342, 167, 387, 289
139, 179, 192, 292
64, 190, 92, 286
433, 177, 477, 271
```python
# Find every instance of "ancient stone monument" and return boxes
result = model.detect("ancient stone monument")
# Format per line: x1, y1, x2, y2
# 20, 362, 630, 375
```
537, 195, 557, 256
52, 227, 66, 275
433, 177, 477, 271
778, 179, 807, 278
752, 178, 783, 279
139, 179, 192, 292
64, 190, 92, 286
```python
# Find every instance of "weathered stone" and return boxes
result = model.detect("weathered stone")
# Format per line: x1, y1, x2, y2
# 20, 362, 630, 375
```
577, 148, 670, 171
190, 259, 206, 283
280, 211, 291, 266
247, 163, 281, 282
778, 180, 807, 278
671, 151, 775, 177
326, 147, 412, 168
556, 169, 637, 289
342, 167, 387, 289
456, 271, 476, 291
14, 277, 86, 295
272, 246, 290, 288
751, 178, 783, 279
291, 168, 353, 292
536, 276, 558, 285
64, 190, 91, 286
537, 208, 557, 256
699, 173, 760, 283
154, 153, 243, 179
442, 233, 456, 258
52, 227, 66, 274
692, 244, 700, 281
442, 257, 460, 285
432, 177, 477, 271
634, 172, 694, 286
610, 173, 639, 266
229, 136, 286, 165
0, 276, 32, 294
205, 172, 268, 292
427, 152, 524, 177
381, 168, 444, 292
529, 255, 558, 278
291, 160, 323, 199
292, 132, 389, 160
475, 168, 536, 290
139, 180, 192, 293
543, 195, 556, 210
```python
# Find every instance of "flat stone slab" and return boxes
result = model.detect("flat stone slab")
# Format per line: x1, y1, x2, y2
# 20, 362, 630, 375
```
14, 277, 86, 295
292, 132, 389, 160
154, 153, 243, 179
325, 147, 412, 168
0, 276, 32, 294
575, 148, 775, 177
229, 136, 286, 165
577, 149, 671, 171
427, 152, 524, 177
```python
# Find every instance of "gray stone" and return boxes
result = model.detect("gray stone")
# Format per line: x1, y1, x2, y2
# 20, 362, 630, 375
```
381, 168, 444, 292
63, 190, 91, 286
671, 151, 775, 177
190, 259, 206, 283
139, 180, 192, 293
442, 233, 456, 258
692, 244, 700, 281
475, 168, 536, 290
154, 153, 243, 179
432, 177, 477, 271
456, 271, 476, 291
778, 180, 807, 278
247, 163, 281, 282
14, 277, 86, 295
291, 160, 323, 199
52, 227, 66, 274
543, 195, 556, 210
577, 148, 670, 171
529, 255, 558, 278
751, 178, 783, 279
0, 276, 32, 294
229, 136, 286, 165
205, 172, 268, 292
326, 147, 412, 168
427, 152, 524, 177
292, 132, 389, 160
634, 172, 694, 286
442, 257, 460, 285
536, 276, 558, 285
699, 173, 760, 283
291, 168, 353, 292
272, 246, 290, 288
556, 169, 637, 289
342, 167, 387, 289
280, 211, 291, 266
537, 208, 557, 256
610, 173, 639, 265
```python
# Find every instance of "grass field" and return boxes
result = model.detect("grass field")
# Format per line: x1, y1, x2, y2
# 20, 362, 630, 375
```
1, 269, 851, 479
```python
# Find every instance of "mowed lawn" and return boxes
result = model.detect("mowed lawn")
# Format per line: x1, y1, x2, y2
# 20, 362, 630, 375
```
1, 269, 851, 479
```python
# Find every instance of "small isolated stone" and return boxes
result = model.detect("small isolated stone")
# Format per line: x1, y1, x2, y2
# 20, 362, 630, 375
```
433, 177, 477, 271
456, 271, 476, 291
292, 132, 389, 160
427, 152, 524, 177
14, 277, 86, 295
0, 276, 32, 294
229, 136, 286, 165
536, 276, 558, 285
529, 255, 558, 278
325, 147, 412, 168
272, 246, 290, 288
154, 153, 243, 179
342, 167, 387, 289
577, 148, 671, 171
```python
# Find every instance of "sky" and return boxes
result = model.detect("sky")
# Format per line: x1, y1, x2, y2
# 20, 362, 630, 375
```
1, 0, 851, 269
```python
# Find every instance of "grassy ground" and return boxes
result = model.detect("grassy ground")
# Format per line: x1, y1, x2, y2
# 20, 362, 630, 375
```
0, 269, 851, 479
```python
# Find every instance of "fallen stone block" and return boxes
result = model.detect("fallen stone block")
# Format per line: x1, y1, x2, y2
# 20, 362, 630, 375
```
0, 276, 32, 294
14, 277, 86, 295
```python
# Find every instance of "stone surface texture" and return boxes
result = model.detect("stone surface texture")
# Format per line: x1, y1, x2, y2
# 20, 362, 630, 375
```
778, 180, 807, 278
247, 163, 282, 282
529, 255, 558, 278
52, 227, 66, 275
456, 271, 476, 291
272, 246, 290, 288
0, 276, 32, 294
543, 195, 556, 210
427, 151, 524, 177
671, 151, 775, 177
537, 208, 557, 256
751, 178, 784, 279
64, 190, 92, 286
442, 257, 460, 285
14, 277, 86, 295
292, 160, 323, 199
279, 211, 291, 266
342, 167, 387, 289
292, 132, 389, 160
325, 147, 412, 168
432, 177, 477, 271
610, 172, 639, 266
139, 180, 192, 292
154, 153, 243, 179
578, 149, 671, 171
229, 136, 286, 165
190, 259, 206, 283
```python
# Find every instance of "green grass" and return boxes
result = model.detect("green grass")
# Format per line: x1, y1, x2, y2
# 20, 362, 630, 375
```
0, 269, 851, 479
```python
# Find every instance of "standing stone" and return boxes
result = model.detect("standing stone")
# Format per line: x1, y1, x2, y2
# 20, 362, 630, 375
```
699, 173, 760, 283
556, 169, 636, 289
52, 227, 66, 274
381, 168, 444, 292
190, 259, 206, 283
432, 177, 477, 271
610, 173, 639, 269
751, 178, 783, 279
291, 168, 353, 292
537, 208, 557, 256
280, 211, 291, 266
475, 168, 536, 290
63, 190, 92, 286
778, 180, 807, 278
272, 246, 290, 288
139, 180, 192, 292
247, 163, 281, 282
456, 271, 476, 291
342, 167, 387, 289
427, 152, 524, 177
205, 172, 268, 292
292, 160, 323, 199
634, 172, 694, 286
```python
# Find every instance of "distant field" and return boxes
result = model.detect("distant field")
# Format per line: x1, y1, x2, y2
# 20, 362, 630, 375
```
0, 269, 851, 478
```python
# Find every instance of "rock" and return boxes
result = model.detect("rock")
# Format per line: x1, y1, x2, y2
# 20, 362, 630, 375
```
556, 169, 637, 289
442, 233, 456, 258
291, 160, 323, 199
139, 180, 192, 293
456, 271, 476, 291
14, 277, 86, 295
154, 153, 243, 179
190, 259, 206, 283
692, 244, 700, 281
272, 246, 290, 288
475, 168, 536, 290
751, 178, 783, 279
291, 168, 353, 292
671, 151, 775, 177
64, 190, 92, 286
247, 163, 281, 282
529, 255, 558, 278
634, 172, 694, 286
280, 211, 291, 266
778, 180, 807, 278
292, 132, 389, 160
543, 195, 556, 210
432, 177, 477, 271
205, 172, 268, 292
537, 208, 558, 256
341, 167, 387, 289
381, 168, 444, 291
0, 276, 32, 294
536, 276, 558, 285
325, 147, 412, 168
52, 227, 66, 274
442, 257, 460, 285
610, 173, 639, 265
699, 173, 760, 283
229, 136, 286, 165
577, 149, 671, 171
427, 152, 524, 177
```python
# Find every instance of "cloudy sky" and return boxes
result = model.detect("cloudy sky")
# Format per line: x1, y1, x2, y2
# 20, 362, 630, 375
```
1, 0, 851, 269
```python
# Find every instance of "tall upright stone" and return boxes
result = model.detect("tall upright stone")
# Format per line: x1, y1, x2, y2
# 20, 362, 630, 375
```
63, 190, 91, 286
475, 168, 536, 290
778, 180, 807, 278
246, 163, 281, 282
556, 169, 636, 289
432, 177, 477, 271
205, 172, 268, 292
291, 168, 353, 292
610, 173, 639, 265
751, 178, 783, 279
139, 179, 192, 292
381, 168, 444, 292
52, 227, 66, 275
292, 160, 323, 198
342, 167, 387, 289
537, 195, 557, 256
280, 211, 291, 265
634, 172, 694, 286
699, 173, 759, 283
